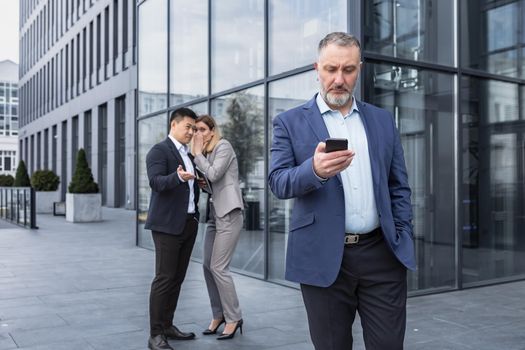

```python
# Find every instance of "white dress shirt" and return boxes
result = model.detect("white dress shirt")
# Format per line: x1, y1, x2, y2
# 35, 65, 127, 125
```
316, 93, 379, 233
168, 135, 195, 214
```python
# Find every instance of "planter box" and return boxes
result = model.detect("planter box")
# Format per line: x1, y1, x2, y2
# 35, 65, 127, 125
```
66, 193, 102, 222
35, 190, 61, 214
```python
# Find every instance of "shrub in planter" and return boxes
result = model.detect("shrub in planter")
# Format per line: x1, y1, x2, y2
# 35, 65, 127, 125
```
68, 149, 99, 193
66, 149, 101, 222
32, 170, 61, 214
31, 170, 60, 191
0, 174, 14, 187
14, 160, 31, 187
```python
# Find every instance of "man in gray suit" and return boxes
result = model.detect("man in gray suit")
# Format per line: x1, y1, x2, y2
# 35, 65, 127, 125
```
145, 107, 200, 350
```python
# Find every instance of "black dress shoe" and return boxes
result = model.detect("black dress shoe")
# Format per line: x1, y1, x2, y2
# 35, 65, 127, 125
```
164, 325, 196, 340
148, 335, 173, 350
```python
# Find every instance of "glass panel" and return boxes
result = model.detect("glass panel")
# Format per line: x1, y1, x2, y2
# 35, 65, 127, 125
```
169, 0, 208, 106
211, 0, 264, 93
267, 70, 317, 283
195, 85, 265, 276
461, 76, 525, 284
268, 0, 346, 75
364, 0, 454, 66
138, 0, 167, 116
137, 113, 168, 249
461, 0, 522, 78
188, 101, 208, 116
364, 63, 456, 291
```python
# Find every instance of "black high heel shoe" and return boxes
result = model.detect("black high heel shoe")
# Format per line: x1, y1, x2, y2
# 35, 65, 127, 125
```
217, 319, 243, 340
202, 318, 225, 335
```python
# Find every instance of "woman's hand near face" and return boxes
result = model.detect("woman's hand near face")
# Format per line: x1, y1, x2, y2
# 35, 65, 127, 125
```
193, 132, 204, 155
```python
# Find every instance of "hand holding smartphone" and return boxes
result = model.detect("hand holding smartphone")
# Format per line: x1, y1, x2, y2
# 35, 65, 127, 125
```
325, 138, 348, 153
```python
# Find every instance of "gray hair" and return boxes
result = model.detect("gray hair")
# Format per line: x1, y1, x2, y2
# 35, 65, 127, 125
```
318, 32, 361, 54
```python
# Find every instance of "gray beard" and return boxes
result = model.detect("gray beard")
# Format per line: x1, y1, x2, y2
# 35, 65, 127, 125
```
320, 88, 352, 108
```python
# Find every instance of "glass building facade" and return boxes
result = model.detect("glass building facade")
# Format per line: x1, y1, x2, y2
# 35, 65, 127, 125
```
137, 0, 525, 293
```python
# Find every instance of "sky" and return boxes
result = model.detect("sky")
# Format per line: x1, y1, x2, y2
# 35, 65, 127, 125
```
0, 0, 19, 63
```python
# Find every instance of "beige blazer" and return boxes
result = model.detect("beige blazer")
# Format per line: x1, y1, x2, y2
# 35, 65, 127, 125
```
194, 139, 244, 218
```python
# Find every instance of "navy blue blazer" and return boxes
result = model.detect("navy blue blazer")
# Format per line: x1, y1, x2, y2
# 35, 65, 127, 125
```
268, 95, 415, 287
145, 137, 200, 235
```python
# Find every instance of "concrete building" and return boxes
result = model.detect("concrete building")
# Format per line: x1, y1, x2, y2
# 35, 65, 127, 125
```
18, 0, 137, 208
0, 60, 19, 177
136, 0, 525, 295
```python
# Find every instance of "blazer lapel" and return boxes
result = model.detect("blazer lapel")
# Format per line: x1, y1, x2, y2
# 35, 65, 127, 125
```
302, 95, 330, 142
356, 101, 380, 187
165, 138, 185, 169
303, 94, 343, 184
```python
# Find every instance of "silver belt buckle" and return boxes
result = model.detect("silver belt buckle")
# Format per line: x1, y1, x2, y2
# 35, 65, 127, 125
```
344, 234, 359, 245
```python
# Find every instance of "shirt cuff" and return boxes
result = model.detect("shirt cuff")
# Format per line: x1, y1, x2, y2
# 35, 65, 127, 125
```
312, 165, 328, 183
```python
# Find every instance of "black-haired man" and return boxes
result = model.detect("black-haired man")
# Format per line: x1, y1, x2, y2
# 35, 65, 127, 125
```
145, 107, 200, 350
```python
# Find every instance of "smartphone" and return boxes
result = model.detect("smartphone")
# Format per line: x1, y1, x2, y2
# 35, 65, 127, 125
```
325, 138, 348, 153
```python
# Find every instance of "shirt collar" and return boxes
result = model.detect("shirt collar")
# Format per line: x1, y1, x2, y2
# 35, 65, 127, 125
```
168, 134, 188, 153
316, 92, 359, 116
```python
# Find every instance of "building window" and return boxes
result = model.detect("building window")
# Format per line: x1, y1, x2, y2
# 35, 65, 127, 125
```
364, 0, 454, 66
169, 0, 208, 106
138, 0, 167, 116
98, 103, 108, 205
269, 0, 347, 75
211, 0, 264, 93
84, 110, 92, 165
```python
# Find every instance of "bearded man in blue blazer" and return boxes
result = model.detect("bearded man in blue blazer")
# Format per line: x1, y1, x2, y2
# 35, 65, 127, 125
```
269, 32, 416, 350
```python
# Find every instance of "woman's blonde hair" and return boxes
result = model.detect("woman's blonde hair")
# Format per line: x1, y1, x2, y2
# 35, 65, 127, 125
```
196, 114, 221, 154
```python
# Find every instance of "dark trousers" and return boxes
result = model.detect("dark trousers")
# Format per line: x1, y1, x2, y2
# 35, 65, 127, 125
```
149, 216, 198, 336
301, 231, 407, 350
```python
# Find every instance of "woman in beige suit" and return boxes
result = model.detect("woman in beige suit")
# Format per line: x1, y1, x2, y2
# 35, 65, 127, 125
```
192, 115, 244, 340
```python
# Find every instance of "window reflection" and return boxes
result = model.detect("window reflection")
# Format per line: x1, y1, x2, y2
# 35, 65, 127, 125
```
169, 0, 208, 106
365, 62, 455, 291
137, 113, 168, 249
138, 0, 167, 116
461, 0, 525, 78
268, 0, 346, 75
364, 0, 454, 65
461, 76, 525, 284
267, 71, 317, 283
189, 86, 265, 276
211, 0, 264, 93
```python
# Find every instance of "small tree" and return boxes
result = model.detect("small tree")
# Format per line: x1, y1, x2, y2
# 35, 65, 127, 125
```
68, 149, 99, 193
14, 160, 31, 187
0, 174, 14, 186
31, 170, 60, 191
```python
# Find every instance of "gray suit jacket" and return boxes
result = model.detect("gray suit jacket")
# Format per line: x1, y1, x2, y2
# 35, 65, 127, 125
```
194, 139, 244, 218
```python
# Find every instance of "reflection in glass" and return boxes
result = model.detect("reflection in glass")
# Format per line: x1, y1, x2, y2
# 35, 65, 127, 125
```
461, 76, 525, 284
268, 0, 346, 75
138, 0, 167, 116
196, 85, 265, 276
267, 71, 317, 283
169, 0, 208, 106
364, 0, 454, 65
211, 0, 264, 93
365, 62, 455, 291
137, 114, 168, 249
461, 0, 524, 78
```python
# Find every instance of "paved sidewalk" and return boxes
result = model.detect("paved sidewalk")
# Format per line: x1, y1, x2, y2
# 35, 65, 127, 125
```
0, 208, 524, 350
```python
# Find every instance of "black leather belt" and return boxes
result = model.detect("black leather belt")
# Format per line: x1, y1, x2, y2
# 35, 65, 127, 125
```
344, 227, 381, 245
